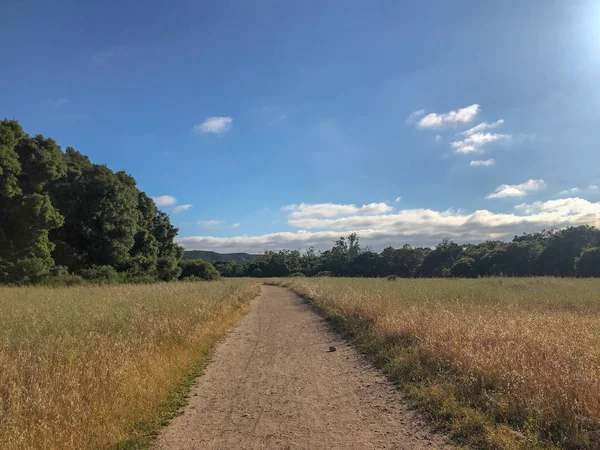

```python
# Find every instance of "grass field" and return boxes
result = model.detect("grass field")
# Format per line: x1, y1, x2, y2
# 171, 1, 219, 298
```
271, 277, 600, 449
0, 280, 260, 450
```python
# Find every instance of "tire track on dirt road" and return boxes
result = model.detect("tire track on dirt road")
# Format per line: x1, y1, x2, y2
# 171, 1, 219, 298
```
156, 285, 452, 450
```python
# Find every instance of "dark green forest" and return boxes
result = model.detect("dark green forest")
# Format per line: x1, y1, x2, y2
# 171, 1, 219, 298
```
210, 227, 600, 279
3, 119, 600, 284
182, 250, 260, 263
0, 120, 184, 284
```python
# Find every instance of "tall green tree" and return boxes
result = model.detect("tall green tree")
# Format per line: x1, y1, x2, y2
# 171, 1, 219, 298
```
0, 120, 65, 282
1, 119, 184, 284
151, 211, 184, 281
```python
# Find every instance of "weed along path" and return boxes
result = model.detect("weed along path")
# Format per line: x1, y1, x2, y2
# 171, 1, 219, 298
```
156, 286, 451, 450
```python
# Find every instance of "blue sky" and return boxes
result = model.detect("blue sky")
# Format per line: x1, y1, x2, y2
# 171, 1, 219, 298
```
2, 0, 600, 252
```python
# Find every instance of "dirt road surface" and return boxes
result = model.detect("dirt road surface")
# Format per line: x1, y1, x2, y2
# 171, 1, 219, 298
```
156, 285, 452, 449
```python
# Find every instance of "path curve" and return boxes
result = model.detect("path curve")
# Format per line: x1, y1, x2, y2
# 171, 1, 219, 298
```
156, 285, 452, 449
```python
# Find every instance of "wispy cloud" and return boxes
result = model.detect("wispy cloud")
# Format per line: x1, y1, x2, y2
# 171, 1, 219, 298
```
91, 51, 115, 66
173, 204, 193, 214
460, 120, 504, 136
486, 179, 546, 199
231, 223, 241, 228
405, 109, 425, 125
470, 159, 496, 167
152, 195, 177, 207
416, 104, 480, 129
557, 187, 581, 196
197, 219, 224, 228
395, 197, 402, 202
413, 105, 515, 158
557, 185, 599, 197
451, 132, 510, 154
193, 117, 233, 134
50, 98, 68, 108
283, 202, 393, 219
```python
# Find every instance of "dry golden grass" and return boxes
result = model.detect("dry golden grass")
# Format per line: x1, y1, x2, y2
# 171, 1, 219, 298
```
0, 280, 260, 450
272, 277, 600, 449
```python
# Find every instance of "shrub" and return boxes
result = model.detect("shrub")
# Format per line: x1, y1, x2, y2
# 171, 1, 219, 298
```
289, 272, 306, 277
386, 275, 398, 281
79, 265, 125, 283
314, 271, 333, 277
49, 266, 69, 277
178, 260, 220, 281
1, 258, 51, 284
40, 274, 85, 287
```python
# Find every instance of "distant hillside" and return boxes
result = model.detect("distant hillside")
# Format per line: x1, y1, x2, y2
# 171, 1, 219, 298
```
183, 250, 261, 263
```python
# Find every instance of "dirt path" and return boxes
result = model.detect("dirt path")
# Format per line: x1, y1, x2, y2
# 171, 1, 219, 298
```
156, 286, 452, 449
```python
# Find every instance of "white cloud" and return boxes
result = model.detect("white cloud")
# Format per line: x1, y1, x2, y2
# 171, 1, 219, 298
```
152, 195, 177, 207
470, 159, 496, 167
283, 202, 393, 219
395, 197, 402, 202
557, 185, 599, 197
194, 117, 233, 134
412, 106, 514, 156
452, 132, 510, 154
197, 220, 223, 228
405, 109, 425, 124
91, 51, 115, 66
486, 179, 546, 199
417, 104, 480, 129
460, 119, 504, 136
231, 223, 241, 228
173, 204, 193, 214
177, 197, 600, 253
557, 187, 581, 196
514, 197, 600, 217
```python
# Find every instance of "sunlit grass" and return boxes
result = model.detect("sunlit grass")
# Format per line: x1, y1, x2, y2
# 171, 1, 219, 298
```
271, 277, 600, 449
0, 280, 260, 450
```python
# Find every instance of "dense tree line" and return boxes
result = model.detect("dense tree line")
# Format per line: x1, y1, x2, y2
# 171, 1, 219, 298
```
0, 120, 184, 284
211, 226, 600, 278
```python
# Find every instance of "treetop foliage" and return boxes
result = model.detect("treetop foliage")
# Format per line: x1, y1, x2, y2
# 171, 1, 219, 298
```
0, 120, 184, 284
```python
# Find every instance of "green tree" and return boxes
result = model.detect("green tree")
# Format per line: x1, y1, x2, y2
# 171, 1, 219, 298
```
1, 119, 184, 284
450, 257, 476, 278
418, 239, 462, 277
575, 247, 600, 277
0, 121, 65, 283
151, 211, 184, 281
502, 240, 543, 276
351, 251, 381, 277
50, 165, 139, 270
537, 226, 600, 276
179, 260, 220, 280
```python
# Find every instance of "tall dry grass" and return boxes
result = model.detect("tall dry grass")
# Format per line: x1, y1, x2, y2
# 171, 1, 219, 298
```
0, 280, 260, 450
273, 277, 600, 449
